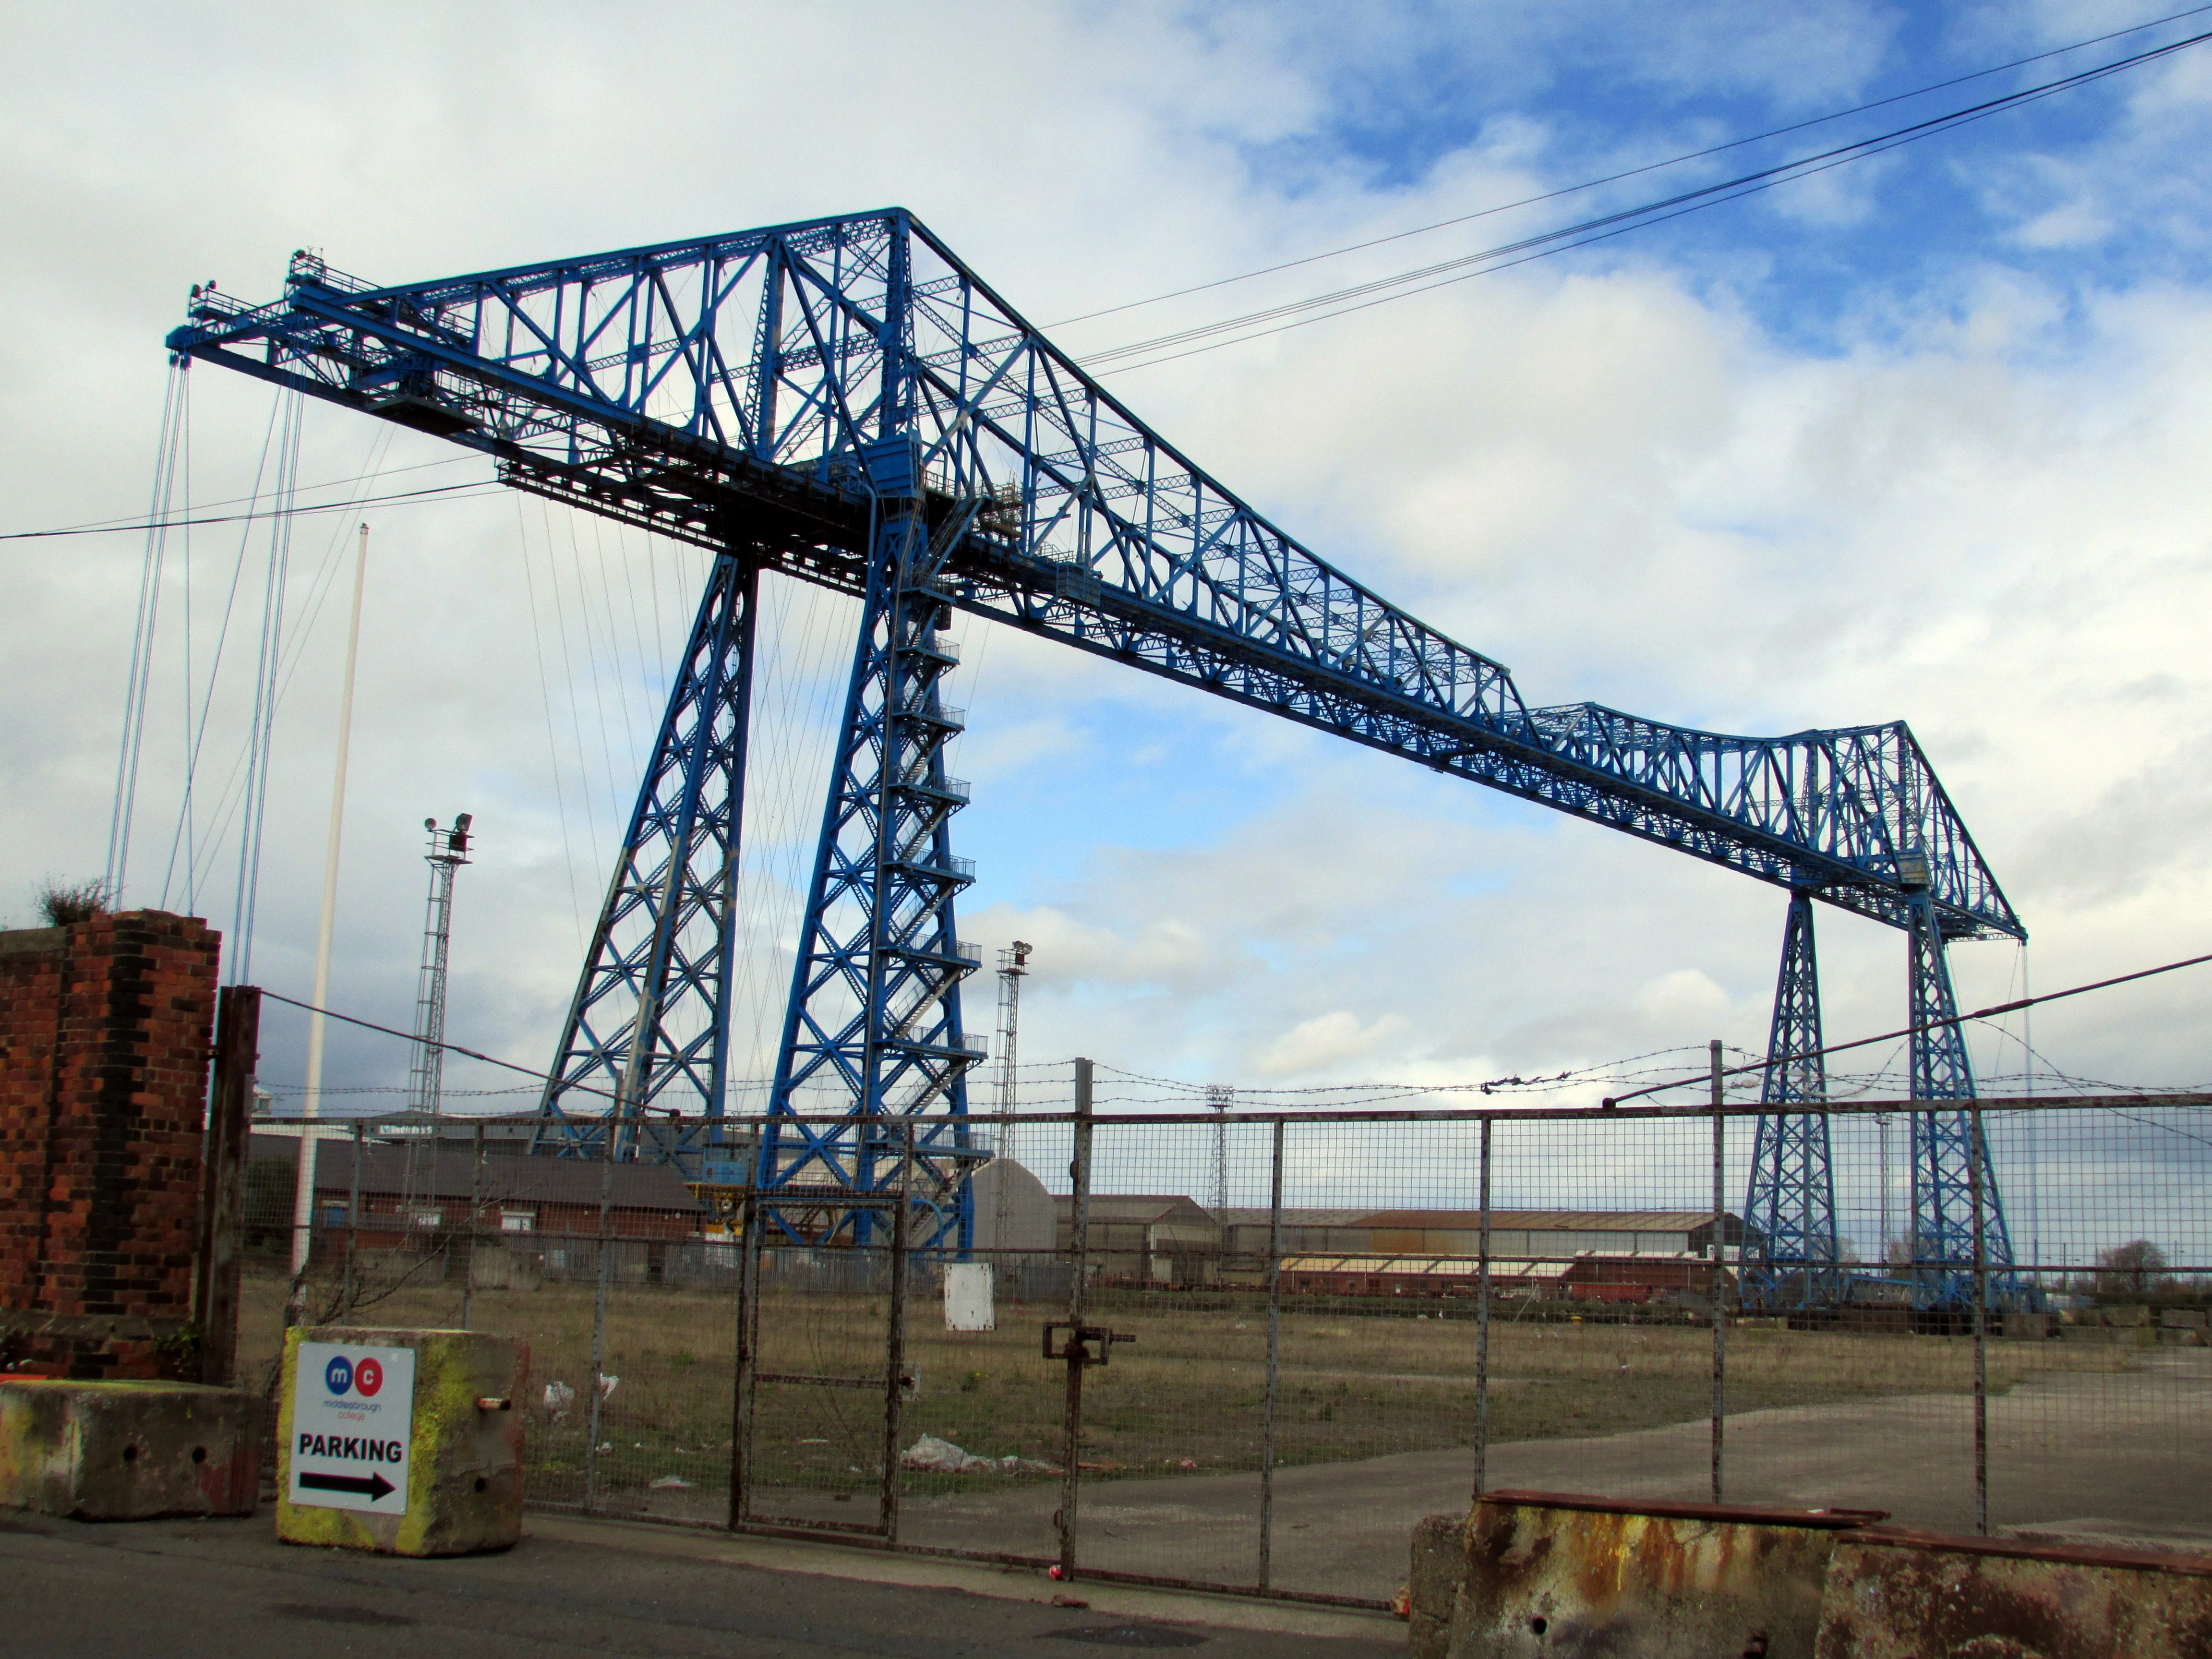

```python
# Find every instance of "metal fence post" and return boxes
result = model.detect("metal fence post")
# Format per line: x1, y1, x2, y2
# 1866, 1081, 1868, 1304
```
1057, 1057, 1095, 1582
729, 1186, 760, 1530
1710, 1039, 1727, 1505
882, 1122, 914, 1542
1969, 1101, 1990, 1535
342, 1123, 363, 1322
584, 1113, 617, 1513
462, 1121, 484, 1330
1474, 1115, 1493, 1501
1258, 1116, 1286, 1589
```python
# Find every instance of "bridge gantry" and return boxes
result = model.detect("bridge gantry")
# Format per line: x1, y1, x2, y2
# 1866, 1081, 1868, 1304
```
166, 210, 2023, 1303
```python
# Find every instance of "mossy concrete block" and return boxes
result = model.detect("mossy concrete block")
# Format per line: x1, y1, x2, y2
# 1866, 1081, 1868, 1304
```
0, 1378, 259, 1519
275, 1326, 528, 1557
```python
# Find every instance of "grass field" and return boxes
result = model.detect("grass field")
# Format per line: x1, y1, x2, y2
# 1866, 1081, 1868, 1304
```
237, 1260, 2135, 1505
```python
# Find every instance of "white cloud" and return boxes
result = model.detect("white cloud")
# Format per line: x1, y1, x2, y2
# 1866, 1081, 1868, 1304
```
5, 0, 2212, 1124
1256, 1010, 1413, 1077
1633, 969, 1733, 1028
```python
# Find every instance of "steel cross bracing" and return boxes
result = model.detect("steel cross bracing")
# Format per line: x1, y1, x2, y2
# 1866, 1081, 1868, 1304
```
164, 211, 2028, 1226
163, 211, 2022, 945
757, 464, 985, 1247
1740, 892, 1842, 1310
530, 552, 758, 1165
1906, 887, 2018, 1310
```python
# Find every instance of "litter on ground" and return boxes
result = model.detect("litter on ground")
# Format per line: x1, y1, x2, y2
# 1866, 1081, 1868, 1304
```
899, 1435, 1056, 1474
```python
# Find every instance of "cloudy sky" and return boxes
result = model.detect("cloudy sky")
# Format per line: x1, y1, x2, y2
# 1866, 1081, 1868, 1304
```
5, 1, 2212, 1150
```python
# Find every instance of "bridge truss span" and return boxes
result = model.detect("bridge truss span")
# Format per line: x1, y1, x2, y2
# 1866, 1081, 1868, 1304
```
167, 209, 2024, 1290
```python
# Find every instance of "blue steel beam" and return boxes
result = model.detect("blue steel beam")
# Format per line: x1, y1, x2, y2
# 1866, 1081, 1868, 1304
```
1905, 878, 2018, 1310
757, 440, 984, 1246
1740, 891, 1843, 1311
529, 551, 757, 1162
164, 214, 2023, 947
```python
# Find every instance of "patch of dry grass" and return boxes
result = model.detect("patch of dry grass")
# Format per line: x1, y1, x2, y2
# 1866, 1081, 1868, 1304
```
234, 1266, 2132, 1501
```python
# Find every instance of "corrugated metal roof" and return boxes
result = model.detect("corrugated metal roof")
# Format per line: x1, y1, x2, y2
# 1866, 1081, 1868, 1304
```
1215, 1208, 1374, 1228
1052, 1194, 1218, 1226
254, 1133, 705, 1212
1355, 1210, 1731, 1231
1278, 1254, 1564, 1278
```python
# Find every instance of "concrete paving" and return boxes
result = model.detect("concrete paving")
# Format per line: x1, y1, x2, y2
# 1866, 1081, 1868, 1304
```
0, 1506, 1403, 1659
17, 1353, 2195, 1655
873, 1346, 2212, 1601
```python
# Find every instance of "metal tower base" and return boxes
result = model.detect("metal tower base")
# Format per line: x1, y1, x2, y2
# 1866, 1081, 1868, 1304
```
1906, 884, 2017, 1310
758, 445, 986, 1249
1742, 890, 1842, 1310
532, 553, 760, 1169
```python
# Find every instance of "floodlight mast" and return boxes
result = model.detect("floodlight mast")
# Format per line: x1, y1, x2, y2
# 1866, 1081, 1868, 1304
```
406, 813, 472, 1122
1206, 1085, 1232, 1217
990, 940, 1032, 1255
995, 941, 1031, 1116
164, 211, 2024, 1301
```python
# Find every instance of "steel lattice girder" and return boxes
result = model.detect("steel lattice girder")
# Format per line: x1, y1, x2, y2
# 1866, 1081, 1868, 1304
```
529, 553, 758, 1159
1906, 892, 2017, 1308
164, 210, 2023, 945
759, 491, 980, 1245
1743, 891, 1843, 1310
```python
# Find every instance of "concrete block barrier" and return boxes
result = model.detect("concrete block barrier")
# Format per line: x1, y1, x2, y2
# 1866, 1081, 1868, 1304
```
1814, 1529, 2212, 1659
1413, 1493, 2212, 1658
1408, 1512, 1466, 1659
0, 1378, 258, 1518
1426, 1490, 1885, 1658
275, 1326, 528, 1557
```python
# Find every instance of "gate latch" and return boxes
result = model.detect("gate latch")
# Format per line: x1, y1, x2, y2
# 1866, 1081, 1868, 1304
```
1042, 1322, 1137, 1365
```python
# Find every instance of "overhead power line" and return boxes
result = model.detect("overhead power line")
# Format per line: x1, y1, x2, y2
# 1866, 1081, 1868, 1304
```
0, 478, 503, 542
1082, 27, 2212, 374
1601, 949, 2212, 1108
1052, 3, 2212, 331
19, 15, 2204, 547
259, 988, 617, 1105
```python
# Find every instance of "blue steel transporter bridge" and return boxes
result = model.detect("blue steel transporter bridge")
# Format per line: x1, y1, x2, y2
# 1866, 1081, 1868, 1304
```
166, 210, 2022, 1309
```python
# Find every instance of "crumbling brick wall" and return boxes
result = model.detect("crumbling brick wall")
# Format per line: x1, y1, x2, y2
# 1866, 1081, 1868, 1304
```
0, 911, 219, 1379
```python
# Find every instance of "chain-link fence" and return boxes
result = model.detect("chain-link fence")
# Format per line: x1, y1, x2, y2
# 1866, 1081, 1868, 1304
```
234, 1081, 2212, 1609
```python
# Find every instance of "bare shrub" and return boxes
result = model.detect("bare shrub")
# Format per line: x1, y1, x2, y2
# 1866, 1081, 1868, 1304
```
2096, 1239, 2171, 1297
36, 878, 109, 927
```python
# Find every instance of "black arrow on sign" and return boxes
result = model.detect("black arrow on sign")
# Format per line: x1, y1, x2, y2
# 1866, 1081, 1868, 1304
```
300, 1469, 395, 1501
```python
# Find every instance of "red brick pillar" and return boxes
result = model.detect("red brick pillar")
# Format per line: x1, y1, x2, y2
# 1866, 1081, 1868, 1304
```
0, 910, 221, 1379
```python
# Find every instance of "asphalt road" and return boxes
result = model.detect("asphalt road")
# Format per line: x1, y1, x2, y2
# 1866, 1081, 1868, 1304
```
0, 1508, 1404, 1659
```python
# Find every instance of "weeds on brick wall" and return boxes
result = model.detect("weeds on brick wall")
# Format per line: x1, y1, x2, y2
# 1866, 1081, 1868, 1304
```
36, 878, 109, 926
153, 1323, 201, 1382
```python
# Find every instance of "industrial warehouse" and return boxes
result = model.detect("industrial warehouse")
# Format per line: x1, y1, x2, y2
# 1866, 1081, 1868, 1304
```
250, 1127, 1743, 1306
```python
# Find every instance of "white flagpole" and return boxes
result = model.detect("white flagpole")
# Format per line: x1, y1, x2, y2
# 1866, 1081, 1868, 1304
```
290, 523, 370, 1304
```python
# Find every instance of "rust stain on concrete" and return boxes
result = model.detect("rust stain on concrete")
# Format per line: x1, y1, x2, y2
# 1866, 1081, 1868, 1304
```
1449, 1490, 1881, 1658
1815, 1529, 2212, 1659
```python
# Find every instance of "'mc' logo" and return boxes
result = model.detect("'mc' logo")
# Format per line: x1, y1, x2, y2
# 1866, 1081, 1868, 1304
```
323, 1355, 385, 1397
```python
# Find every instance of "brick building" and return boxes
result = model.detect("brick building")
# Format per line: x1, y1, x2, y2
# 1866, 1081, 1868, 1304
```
247, 1131, 708, 1253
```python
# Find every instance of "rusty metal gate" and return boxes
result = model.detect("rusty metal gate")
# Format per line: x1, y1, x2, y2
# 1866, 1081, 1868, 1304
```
718, 1065, 1392, 1611
729, 1180, 917, 1541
